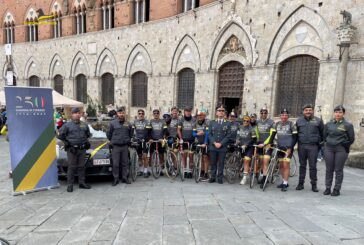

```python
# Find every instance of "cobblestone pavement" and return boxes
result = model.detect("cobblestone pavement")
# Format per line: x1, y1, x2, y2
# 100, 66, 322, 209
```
1, 136, 364, 245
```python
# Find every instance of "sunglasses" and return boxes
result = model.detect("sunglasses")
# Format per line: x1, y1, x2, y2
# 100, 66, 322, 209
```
243, 120, 250, 122
260, 112, 268, 114
138, 113, 144, 115
217, 110, 225, 112
153, 112, 159, 115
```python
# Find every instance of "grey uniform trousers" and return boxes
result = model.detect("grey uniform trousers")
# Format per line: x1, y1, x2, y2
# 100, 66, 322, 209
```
67, 149, 86, 185
112, 145, 129, 180
298, 144, 319, 185
324, 145, 348, 191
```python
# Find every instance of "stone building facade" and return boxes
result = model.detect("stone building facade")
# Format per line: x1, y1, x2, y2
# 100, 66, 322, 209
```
0, 0, 364, 149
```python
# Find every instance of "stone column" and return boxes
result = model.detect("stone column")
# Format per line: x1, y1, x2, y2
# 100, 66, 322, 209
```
33, 24, 36, 41
53, 19, 57, 38
184, 0, 188, 12
102, 6, 106, 30
81, 12, 85, 33
108, 4, 112, 28
192, 0, 196, 9
76, 13, 80, 34
142, 0, 146, 23
135, 0, 140, 24
333, 22, 356, 106
57, 18, 61, 37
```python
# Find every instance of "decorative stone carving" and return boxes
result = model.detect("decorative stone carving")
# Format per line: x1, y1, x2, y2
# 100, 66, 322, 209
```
86, 0, 96, 10
337, 11, 356, 45
220, 35, 246, 58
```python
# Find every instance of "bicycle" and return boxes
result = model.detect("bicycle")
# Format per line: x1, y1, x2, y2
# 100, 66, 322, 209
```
164, 137, 178, 180
249, 145, 261, 188
176, 141, 193, 182
224, 144, 245, 184
129, 138, 144, 182
192, 142, 207, 183
147, 140, 165, 179
290, 154, 297, 177
262, 146, 288, 191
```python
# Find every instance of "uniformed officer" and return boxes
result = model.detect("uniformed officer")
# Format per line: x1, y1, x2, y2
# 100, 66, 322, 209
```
208, 105, 231, 184
107, 107, 133, 186
132, 109, 150, 178
237, 115, 257, 185
228, 111, 240, 144
177, 106, 196, 178
295, 104, 324, 192
323, 105, 355, 196
58, 107, 91, 192
256, 107, 276, 188
274, 109, 298, 191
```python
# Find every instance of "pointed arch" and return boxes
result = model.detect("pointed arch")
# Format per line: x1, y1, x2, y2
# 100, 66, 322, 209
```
125, 44, 153, 76
24, 6, 38, 21
95, 48, 118, 77
70, 51, 90, 77
3, 11, 15, 25
209, 20, 257, 70
24, 57, 40, 78
50, 0, 63, 16
49, 53, 66, 78
2, 60, 18, 79
267, 5, 334, 64
171, 34, 201, 73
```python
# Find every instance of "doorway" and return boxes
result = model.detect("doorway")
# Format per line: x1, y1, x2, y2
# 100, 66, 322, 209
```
222, 98, 240, 115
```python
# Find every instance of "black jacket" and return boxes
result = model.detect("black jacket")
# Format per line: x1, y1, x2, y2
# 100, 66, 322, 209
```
58, 120, 91, 146
107, 119, 133, 146
296, 116, 324, 145
324, 118, 355, 151
208, 119, 231, 152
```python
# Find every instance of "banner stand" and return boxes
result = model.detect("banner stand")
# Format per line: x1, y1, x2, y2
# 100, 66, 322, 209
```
12, 184, 60, 196
5, 86, 59, 195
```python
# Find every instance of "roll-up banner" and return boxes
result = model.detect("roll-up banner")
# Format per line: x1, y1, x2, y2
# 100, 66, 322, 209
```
4, 86, 59, 195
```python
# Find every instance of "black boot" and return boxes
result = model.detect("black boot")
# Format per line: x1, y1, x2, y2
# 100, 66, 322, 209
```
331, 189, 340, 196
311, 184, 318, 192
67, 185, 73, 192
296, 183, 304, 190
122, 178, 131, 184
260, 176, 267, 189
79, 183, 91, 189
323, 188, 331, 195
112, 179, 119, 186
208, 178, 216, 183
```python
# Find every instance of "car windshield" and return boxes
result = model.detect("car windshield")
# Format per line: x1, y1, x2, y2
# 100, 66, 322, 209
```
88, 124, 107, 139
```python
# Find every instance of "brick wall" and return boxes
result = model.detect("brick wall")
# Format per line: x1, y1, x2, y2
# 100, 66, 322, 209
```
149, 0, 178, 21
114, 1, 134, 27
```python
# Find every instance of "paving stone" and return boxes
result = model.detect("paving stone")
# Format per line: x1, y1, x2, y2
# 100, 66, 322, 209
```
300, 231, 343, 245
164, 215, 189, 225
162, 224, 195, 245
265, 229, 311, 245
186, 205, 225, 220
191, 219, 241, 245
17, 231, 66, 245
92, 222, 120, 242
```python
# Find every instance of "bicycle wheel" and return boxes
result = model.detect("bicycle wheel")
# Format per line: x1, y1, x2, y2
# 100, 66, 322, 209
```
166, 151, 178, 180
249, 156, 257, 188
193, 153, 202, 183
151, 152, 161, 179
129, 149, 138, 182
225, 155, 237, 184
177, 152, 184, 181
263, 160, 276, 191
290, 154, 297, 177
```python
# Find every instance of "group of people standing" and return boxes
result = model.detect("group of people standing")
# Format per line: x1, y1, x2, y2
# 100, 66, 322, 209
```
57, 103, 355, 197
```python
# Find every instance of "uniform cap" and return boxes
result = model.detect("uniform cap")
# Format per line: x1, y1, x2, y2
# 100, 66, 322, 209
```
302, 104, 314, 110
152, 108, 160, 113
71, 107, 80, 114
280, 108, 289, 114
116, 106, 125, 112
216, 104, 225, 111
250, 113, 257, 118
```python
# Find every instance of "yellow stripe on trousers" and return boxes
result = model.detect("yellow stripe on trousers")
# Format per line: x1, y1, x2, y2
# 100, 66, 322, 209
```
15, 139, 56, 192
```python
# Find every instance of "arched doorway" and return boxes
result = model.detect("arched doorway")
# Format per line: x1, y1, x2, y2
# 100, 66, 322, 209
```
177, 68, 195, 109
101, 73, 114, 107
76, 74, 87, 103
53, 74, 63, 95
218, 61, 245, 115
276, 55, 320, 117
131, 72, 148, 107
29, 75, 40, 87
